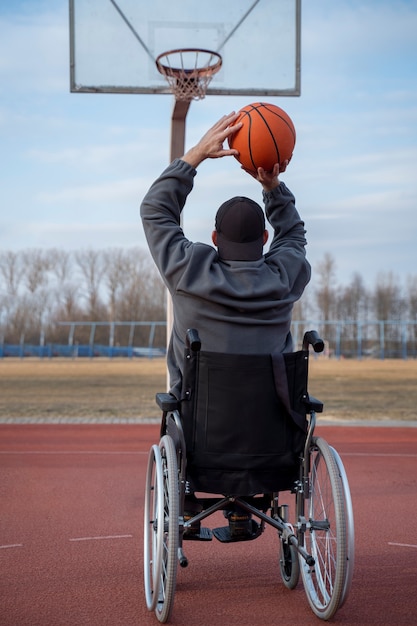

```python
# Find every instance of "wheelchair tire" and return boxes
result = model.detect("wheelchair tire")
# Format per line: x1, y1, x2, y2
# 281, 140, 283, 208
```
144, 444, 164, 612
279, 539, 300, 589
330, 446, 355, 609
144, 436, 179, 623
299, 436, 348, 620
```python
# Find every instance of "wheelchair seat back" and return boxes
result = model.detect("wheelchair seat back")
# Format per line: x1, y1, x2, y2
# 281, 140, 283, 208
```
180, 348, 309, 495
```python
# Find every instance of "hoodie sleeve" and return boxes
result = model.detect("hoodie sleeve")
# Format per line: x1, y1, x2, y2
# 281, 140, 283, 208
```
263, 182, 311, 296
140, 159, 197, 289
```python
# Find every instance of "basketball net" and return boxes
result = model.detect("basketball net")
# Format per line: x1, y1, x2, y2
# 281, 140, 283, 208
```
156, 48, 222, 101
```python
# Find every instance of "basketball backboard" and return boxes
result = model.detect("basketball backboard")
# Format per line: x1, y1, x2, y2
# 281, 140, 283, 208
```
69, 0, 301, 97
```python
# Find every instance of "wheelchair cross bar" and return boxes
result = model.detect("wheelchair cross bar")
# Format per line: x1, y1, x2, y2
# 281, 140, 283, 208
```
229, 497, 316, 567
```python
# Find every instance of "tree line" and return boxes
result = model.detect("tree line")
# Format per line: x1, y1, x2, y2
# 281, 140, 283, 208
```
293, 252, 417, 324
0, 248, 165, 347
1, 248, 416, 349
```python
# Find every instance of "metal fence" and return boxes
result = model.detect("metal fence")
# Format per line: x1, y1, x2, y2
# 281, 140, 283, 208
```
1, 320, 417, 359
0, 321, 166, 359
292, 320, 417, 359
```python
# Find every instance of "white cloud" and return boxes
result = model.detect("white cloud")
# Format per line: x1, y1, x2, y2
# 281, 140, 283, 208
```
27, 136, 167, 170
0, 6, 68, 94
11, 220, 148, 251
37, 176, 144, 206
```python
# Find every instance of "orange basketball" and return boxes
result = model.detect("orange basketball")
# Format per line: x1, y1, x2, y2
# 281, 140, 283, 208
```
228, 102, 296, 173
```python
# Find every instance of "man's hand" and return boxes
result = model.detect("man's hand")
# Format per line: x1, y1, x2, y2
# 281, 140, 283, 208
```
244, 161, 289, 192
181, 112, 242, 168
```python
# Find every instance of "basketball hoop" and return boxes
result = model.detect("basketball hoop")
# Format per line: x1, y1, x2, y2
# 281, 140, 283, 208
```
156, 48, 222, 101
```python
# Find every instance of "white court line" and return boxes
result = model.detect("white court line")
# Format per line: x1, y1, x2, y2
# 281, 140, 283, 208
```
341, 452, 417, 458
0, 450, 147, 455
69, 534, 134, 542
1, 451, 415, 457
388, 542, 417, 549
0, 544, 23, 550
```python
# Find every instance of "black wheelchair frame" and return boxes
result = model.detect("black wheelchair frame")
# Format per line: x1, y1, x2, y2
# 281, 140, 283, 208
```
143, 330, 354, 622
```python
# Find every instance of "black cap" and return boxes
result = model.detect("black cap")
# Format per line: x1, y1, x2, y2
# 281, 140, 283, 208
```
215, 196, 265, 261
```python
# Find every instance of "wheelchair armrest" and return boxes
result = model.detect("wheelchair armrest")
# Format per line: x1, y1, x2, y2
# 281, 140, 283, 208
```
156, 392, 180, 412
303, 394, 324, 413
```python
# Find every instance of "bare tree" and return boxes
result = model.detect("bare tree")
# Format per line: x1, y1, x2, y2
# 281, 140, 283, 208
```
407, 275, 417, 320
336, 272, 371, 355
0, 250, 24, 297
5, 297, 30, 344
49, 248, 72, 282
19, 249, 53, 342
48, 249, 80, 320
338, 273, 369, 321
406, 274, 417, 354
117, 248, 165, 321
314, 253, 338, 321
373, 271, 404, 320
373, 271, 406, 356
45, 249, 81, 342
292, 285, 312, 322
74, 249, 106, 319
103, 248, 130, 322
22, 249, 49, 294
0, 251, 26, 342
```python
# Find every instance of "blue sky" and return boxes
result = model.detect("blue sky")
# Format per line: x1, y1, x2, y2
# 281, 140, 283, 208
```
1, 0, 416, 289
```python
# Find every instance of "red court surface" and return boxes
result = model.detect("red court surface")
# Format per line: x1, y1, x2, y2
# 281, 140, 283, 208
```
1, 423, 417, 626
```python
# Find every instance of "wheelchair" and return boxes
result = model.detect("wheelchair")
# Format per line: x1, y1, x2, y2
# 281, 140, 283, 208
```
144, 329, 354, 622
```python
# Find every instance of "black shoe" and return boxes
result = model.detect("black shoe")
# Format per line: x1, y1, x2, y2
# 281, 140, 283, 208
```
183, 494, 202, 537
226, 508, 253, 539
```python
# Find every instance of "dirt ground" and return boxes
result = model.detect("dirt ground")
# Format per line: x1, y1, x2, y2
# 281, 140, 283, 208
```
308, 357, 417, 422
0, 356, 416, 423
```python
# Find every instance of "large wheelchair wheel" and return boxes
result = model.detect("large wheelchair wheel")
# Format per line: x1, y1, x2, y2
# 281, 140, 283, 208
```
143, 435, 179, 623
299, 437, 348, 620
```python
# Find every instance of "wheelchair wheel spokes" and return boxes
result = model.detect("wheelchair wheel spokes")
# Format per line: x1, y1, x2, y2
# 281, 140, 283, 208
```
300, 437, 347, 620
144, 445, 164, 612
154, 435, 179, 623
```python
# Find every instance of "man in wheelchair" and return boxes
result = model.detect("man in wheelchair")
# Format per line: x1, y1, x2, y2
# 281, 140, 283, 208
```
141, 111, 311, 540
141, 113, 354, 623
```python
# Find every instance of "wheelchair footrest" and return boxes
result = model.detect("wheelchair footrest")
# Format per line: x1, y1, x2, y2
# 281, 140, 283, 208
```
183, 527, 212, 541
212, 520, 262, 543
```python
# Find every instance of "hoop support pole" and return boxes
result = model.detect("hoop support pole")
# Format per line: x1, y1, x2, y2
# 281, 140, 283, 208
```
170, 99, 191, 160
166, 98, 191, 389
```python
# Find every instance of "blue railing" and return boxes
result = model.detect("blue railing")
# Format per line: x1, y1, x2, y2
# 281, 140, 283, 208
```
1, 320, 416, 359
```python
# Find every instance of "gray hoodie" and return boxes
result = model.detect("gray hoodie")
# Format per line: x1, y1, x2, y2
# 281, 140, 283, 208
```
140, 158, 311, 398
